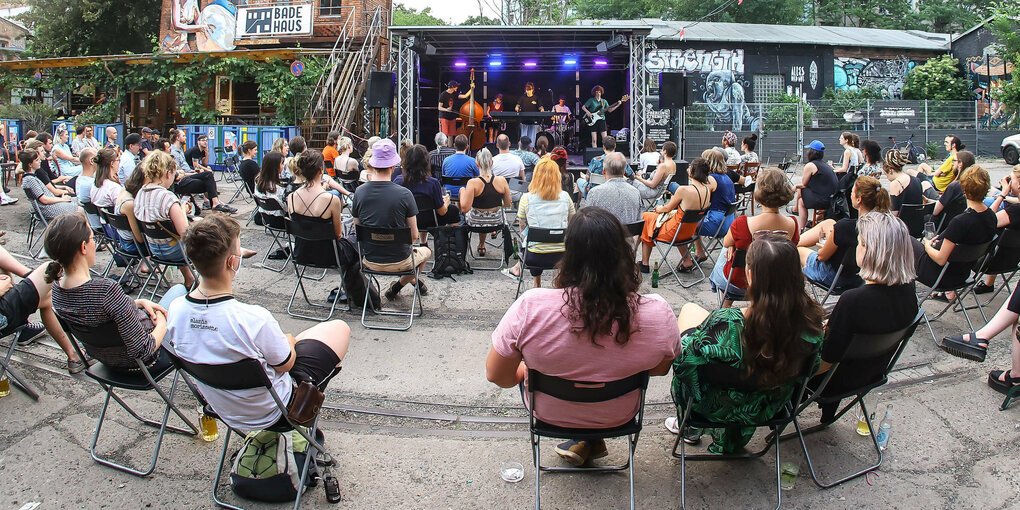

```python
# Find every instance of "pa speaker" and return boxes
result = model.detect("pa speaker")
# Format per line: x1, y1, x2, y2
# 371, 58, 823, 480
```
659, 73, 689, 109
482, 142, 498, 156
584, 147, 603, 165
367, 71, 395, 108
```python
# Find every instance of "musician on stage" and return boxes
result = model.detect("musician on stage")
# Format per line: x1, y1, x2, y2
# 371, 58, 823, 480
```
485, 93, 505, 143
582, 85, 622, 148
438, 80, 473, 146
514, 82, 544, 145
551, 96, 572, 128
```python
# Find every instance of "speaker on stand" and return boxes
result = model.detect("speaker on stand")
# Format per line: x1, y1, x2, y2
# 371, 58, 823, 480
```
659, 73, 690, 160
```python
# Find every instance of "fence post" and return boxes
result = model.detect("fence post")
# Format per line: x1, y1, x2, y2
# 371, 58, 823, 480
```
924, 100, 929, 147
797, 100, 804, 159
866, 99, 871, 140
974, 100, 979, 154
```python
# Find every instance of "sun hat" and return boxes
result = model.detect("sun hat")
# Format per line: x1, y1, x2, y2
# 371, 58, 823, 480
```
369, 139, 401, 168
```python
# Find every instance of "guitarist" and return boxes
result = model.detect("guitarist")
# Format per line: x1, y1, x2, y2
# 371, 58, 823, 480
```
582, 85, 624, 148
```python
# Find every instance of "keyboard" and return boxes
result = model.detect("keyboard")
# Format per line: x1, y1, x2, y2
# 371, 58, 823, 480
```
490, 112, 566, 121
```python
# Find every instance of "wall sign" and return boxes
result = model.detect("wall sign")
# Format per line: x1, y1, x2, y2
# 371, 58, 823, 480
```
236, 4, 313, 38
645, 49, 744, 74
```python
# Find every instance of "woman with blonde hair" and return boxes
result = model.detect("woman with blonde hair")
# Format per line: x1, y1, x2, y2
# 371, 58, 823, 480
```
460, 147, 513, 258
132, 151, 196, 288
502, 158, 575, 288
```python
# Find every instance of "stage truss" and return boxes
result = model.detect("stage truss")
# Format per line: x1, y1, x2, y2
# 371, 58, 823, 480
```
628, 33, 648, 165
396, 35, 417, 145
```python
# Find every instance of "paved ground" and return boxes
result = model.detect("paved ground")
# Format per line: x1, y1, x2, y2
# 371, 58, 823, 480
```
1, 159, 1019, 509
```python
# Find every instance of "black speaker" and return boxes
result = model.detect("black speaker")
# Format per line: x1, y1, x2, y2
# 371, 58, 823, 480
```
367, 71, 395, 108
584, 147, 603, 165
482, 142, 498, 156
659, 73, 689, 109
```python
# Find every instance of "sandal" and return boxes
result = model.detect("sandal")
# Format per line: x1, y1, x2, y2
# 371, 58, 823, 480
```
939, 333, 988, 362
676, 263, 696, 273
987, 370, 1020, 395
477, 246, 486, 256
694, 254, 708, 263
929, 291, 952, 303
501, 268, 521, 281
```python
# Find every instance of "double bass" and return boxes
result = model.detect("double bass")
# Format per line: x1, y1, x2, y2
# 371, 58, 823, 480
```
457, 68, 486, 151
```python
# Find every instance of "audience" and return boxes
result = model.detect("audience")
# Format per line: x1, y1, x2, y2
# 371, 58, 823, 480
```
119, 134, 143, 184
46, 212, 185, 373
71, 125, 98, 154
491, 134, 526, 181
333, 136, 361, 190
322, 131, 341, 175
548, 146, 575, 201
585, 152, 642, 225
20, 149, 80, 221
51, 125, 83, 183
798, 175, 890, 291
793, 140, 838, 230
510, 136, 540, 168
716, 131, 741, 166
711, 168, 799, 307
167, 214, 351, 432
916, 135, 964, 193
110, 165, 149, 269
696, 148, 736, 259
941, 285, 1020, 396
740, 134, 760, 166
859, 139, 883, 179
930, 150, 974, 229
395, 144, 461, 236
441, 135, 479, 199
184, 135, 211, 173
667, 234, 823, 451
352, 139, 433, 300
578, 136, 625, 198
985, 163, 1020, 211
884, 149, 923, 215
27, 138, 74, 197
486, 207, 680, 465
630, 141, 677, 202
237, 140, 260, 196
639, 138, 661, 170
133, 151, 197, 289
502, 158, 575, 288
254, 152, 289, 224
75, 148, 102, 229
459, 148, 513, 259
913, 165, 995, 302
429, 133, 457, 176
168, 129, 236, 214
833, 131, 861, 175
812, 211, 918, 422
639, 157, 712, 274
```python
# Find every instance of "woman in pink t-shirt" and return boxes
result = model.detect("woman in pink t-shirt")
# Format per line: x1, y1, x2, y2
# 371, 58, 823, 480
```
486, 207, 681, 467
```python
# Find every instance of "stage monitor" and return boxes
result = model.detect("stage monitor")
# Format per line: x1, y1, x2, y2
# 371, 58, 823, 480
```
367, 71, 395, 108
659, 73, 689, 109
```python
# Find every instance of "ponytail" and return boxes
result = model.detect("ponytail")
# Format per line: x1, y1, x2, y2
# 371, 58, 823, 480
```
44, 261, 62, 284
854, 175, 891, 213
42, 212, 92, 282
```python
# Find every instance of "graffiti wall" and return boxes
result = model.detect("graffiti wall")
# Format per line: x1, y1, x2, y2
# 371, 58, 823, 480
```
966, 56, 1015, 128
833, 57, 916, 99
160, 0, 239, 52
646, 48, 759, 131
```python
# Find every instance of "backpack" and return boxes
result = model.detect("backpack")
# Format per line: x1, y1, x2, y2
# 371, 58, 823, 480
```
428, 225, 473, 280
230, 429, 318, 502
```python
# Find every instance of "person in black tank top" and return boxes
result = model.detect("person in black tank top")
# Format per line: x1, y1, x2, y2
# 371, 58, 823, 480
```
461, 150, 514, 259
795, 142, 838, 230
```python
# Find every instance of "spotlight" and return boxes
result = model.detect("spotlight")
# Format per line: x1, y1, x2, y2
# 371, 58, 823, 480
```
523, 61, 537, 67
489, 61, 502, 67
454, 61, 467, 67
594, 59, 609, 66
596, 34, 627, 53
563, 59, 577, 65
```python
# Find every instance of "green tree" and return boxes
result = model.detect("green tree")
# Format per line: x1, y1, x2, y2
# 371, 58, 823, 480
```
988, 1, 1020, 110
810, 0, 915, 29
18, 0, 160, 57
462, 15, 501, 25
901, 55, 970, 100
392, 4, 447, 26
572, 0, 805, 24
914, 0, 988, 34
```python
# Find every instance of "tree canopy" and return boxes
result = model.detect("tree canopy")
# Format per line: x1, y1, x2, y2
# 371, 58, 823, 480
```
392, 4, 447, 26
18, 0, 161, 58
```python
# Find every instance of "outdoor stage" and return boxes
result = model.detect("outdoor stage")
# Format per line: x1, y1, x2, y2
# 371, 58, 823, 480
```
388, 25, 652, 160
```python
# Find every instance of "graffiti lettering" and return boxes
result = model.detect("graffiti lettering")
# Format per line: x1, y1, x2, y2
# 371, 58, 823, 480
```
645, 49, 744, 74
790, 66, 805, 83
834, 57, 916, 99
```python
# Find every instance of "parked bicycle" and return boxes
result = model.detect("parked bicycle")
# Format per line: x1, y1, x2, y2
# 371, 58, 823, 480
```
888, 133, 927, 164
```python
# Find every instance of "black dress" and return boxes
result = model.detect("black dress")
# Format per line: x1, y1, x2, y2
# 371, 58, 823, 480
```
802, 160, 838, 209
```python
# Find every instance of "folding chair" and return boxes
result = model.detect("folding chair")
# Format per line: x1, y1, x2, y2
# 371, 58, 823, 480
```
468, 214, 511, 271
414, 194, 441, 245
807, 248, 861, 307
22, 175, 49, 258
669, 170, 689, 188
507, 177, 530, 212
672, 346, 820, 510
440, 175, 471, 205
717, 248, 747, 307
252, 196, 292, 273
97, 208, 148, 288
285, 215, 351, 321
527, 369, 649, 510
356, 225, 423, 331
970, 228, 1020, 318
165, 352, 337, 510
221, 152, 249, 204
737, 162, 760, 215
0, 325, 41, 400
780, 310, 923, 488
897, 202, 928, 239
514, 227, 566, 299
58, 319, 199, 476
653, 208, 708, 288
703, 202, 739, 260
917, 237, 997, 342
138, 219, 197, 300
80, 201, 115, 263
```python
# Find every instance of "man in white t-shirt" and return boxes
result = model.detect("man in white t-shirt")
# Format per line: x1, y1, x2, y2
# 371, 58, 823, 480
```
491, 134, 525, 180
165, 215, 351, 432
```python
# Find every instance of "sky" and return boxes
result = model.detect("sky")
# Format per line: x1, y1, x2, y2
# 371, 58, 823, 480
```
398, 0, 502, 24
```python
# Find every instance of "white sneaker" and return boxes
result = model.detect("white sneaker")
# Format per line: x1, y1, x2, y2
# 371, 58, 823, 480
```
664, 416, 680, 434
0, 196, 18, 206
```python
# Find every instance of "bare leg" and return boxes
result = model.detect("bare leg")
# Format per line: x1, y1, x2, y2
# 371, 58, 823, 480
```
797, 196, 808, 231
295, 320, 351, 367
693, 238, 706, 260
968, 300, 1020, 347
641, 243, 653, 266
533, 274, 541, 289
25, 264, 82, 362
984, 274, 995, 286
798, 219, 835, 247
721, 299, 734, 309
677, 302, 711, 333
798, 246, 815, 267
0, 245, 31, 277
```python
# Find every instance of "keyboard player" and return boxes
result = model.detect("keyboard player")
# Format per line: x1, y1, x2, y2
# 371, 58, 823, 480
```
514, 82, 544, 144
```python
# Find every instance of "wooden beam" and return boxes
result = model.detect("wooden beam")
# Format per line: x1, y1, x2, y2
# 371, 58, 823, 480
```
0, 48, 332, 71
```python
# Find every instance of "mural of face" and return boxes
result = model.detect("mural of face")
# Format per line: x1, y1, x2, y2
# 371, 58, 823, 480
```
702, 70, 756, 131
704, 70, 732, 104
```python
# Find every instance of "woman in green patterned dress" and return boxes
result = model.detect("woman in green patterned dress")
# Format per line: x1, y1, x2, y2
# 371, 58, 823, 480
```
666, 234, 824, 454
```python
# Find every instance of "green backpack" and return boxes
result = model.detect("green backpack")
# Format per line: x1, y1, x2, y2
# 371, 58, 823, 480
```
230, 429, 318, 502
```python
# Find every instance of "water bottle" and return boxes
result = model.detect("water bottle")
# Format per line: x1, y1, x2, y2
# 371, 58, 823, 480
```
651, 262, 660, 288
875, 404, 893, 450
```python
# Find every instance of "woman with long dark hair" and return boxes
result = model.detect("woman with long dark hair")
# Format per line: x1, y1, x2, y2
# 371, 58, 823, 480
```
667, 234, 823, 452
394, 144, 460, 236
486, 207, 681, 466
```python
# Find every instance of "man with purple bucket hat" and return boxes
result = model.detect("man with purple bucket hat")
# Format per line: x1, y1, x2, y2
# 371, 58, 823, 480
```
351, 139, 434, 300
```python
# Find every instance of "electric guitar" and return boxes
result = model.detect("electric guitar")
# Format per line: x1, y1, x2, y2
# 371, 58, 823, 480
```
585, 95, 630, 126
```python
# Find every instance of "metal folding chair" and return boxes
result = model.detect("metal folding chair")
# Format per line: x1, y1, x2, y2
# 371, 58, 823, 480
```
807, 248, 862, 307
468, 213, 511, 271
737, 161, 760, 215
897, 202, 929, 239
653, 208, 708, 288
356, 225, 423, 331
0, 325, 41, 400
917, 237, 996, 342
673, 346, 820, 510
703, 202, 739, 261
252, 196, 292, 273
717, 248, 747, 307
528, 369, 649, 510
970, 228, 1020, 319
22, 175, 49, 258
285, 215, 351, 321
97, 208, 148, 289
138, 219, 197, 300
783, 310, 923, 487
59, 319, 199, 477
514, 227, 566, 299
165, 352, 338, 510
440, 175, 471, 205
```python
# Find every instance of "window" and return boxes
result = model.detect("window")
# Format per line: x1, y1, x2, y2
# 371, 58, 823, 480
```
319, 0, 345, 17
753, 74, 784, 103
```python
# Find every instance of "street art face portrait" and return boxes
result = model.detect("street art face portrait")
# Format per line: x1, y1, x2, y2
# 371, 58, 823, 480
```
703, 70, 756, 132
164, 0, 238, 52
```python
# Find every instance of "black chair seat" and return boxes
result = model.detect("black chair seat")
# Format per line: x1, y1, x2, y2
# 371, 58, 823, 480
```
85, 361, 175, 390
932, 275, 975, 293
201, 404, 293, 433
467, 224, 504, 233
684, 407, 793, 430
533, 417, 641, 441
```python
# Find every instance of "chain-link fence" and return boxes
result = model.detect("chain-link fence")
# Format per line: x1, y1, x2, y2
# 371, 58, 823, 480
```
680, 100, 1018, 163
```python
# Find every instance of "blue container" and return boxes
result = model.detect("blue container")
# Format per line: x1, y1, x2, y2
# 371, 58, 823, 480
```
0, 118, 23, 146
95, 123, 124, 148
174, 124, 297, 165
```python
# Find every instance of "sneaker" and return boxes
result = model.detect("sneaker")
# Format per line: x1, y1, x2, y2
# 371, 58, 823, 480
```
213, 203, 238, 214
267, 247, 288, 260
973, 282, 994, 295
589, 438, 609, 460
67, 358, 95, 374
328, 286, 348, 304
384, 281, 403, 300
664, 417, 702, 445
639, 263, 650, 274
16, 322, 47, 345
416, 280, 429, 296
0, 196, 18, 206
554, 439, 591, 466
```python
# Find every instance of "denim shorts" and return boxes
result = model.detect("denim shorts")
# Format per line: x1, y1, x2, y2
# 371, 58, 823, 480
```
709, 252, 746, 300
147, 241, 186, 263
802, 251, 838, 286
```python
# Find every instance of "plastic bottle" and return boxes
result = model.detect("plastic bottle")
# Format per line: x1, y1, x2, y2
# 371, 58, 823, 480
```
0, 375, 9, 397
875, 404, 893, 450
651, 262, 660, 288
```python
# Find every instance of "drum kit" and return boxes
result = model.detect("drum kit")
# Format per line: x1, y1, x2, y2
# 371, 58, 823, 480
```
531, 115, 578, 153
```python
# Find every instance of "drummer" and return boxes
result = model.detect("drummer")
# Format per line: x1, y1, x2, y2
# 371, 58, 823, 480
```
485, 93, 505, 143
551, 95, 572, 129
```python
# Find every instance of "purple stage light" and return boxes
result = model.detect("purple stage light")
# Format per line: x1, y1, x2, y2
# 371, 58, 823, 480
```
454, 61, 467, 67
523, 61, 537, 67
489, 61, 502, 67
563, 59, 577, 65
594, 59, 608, 66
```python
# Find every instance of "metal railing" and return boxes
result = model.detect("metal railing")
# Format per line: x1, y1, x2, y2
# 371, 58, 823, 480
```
304, 6, 357, 122
328, 6, 388, 135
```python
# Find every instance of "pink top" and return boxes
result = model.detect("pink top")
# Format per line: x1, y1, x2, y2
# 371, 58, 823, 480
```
492, 288, 681, 428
